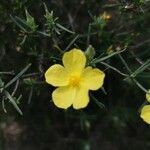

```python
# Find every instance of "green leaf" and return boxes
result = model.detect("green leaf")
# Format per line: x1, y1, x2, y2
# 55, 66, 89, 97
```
65, 34, 79, 51
0, 78, 4, 88
36, 31, 51, 37
56, 23, 75, 34
25, 9, 38, 32
4, 90, 23, 115
0, 78, 4, 93
10, 15, 29, 32
130, 59, 150, 77
44, 4, 57, 31
4, 63, 31, 89
90, 94, 105, 109
85, 45, 95, 62
91, 48, 126, 64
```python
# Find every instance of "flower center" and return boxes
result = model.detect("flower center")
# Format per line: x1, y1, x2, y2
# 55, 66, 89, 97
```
69, 75, 80, 87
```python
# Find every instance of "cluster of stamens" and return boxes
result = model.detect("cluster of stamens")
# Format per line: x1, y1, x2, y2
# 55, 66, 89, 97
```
69, 74, 80, 87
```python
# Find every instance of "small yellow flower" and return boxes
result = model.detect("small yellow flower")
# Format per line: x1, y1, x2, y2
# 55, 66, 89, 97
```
101, 12, 111, 20
140, 90, 150, 124
45, 48, 105, 109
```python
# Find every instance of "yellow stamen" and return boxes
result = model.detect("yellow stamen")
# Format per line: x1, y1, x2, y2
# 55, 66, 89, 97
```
69, 75, 80, 87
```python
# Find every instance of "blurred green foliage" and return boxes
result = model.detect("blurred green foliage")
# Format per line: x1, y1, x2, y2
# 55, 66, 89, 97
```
0, 0, 150, 150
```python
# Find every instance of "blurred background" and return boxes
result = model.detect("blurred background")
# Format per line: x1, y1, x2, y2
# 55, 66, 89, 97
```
0, 0, 150, 150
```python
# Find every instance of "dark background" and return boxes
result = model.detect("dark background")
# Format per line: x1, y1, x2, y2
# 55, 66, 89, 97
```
0, 0, 150, 150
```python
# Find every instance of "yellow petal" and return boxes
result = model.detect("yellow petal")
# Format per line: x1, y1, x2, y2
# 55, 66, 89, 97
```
140, 105, 150, 124
73, 87, 89, 109
52, 86, 76, 109
146, 90, 150, 102
45, 64, 69, 87
81, 67, 105, 90
62, 49, 86, 73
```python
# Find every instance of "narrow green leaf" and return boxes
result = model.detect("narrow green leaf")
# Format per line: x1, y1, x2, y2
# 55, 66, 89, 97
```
36, 31, 51, 37
130, 59, 150, 77
56, 23, 75, 34
118, 54, 148, 93
10, 15, 31, 32
90, 94, 105, 109
2, 97, 7, 113
25, 9, 38, 32
65, 34, 79, 51
0, 78, 4, 88
91, 48, 126, 64
4, 63, 31, 89
4, 90, 23, 115
100, 62, 128, 77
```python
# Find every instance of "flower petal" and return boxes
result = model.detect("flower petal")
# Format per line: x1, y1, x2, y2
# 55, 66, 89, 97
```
73, 87, 89, 109
62, 49, 86, 73
146, 90, 150, 102
81, 67, 105, 90
52, 86, 76, 109
45, 64, 69, 87
140, 105, 150, 124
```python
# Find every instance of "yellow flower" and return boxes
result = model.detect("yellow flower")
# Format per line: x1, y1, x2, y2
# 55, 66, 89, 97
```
101, 12, 111, 20
140, 105, 150, 124
45, 48, 105, 109
140, 90, 150, 124
146, 90, 150, 102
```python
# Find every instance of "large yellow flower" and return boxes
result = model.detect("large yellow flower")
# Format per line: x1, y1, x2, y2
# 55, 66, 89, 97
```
140, 90, 150, 124
45, 48, 105, 109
